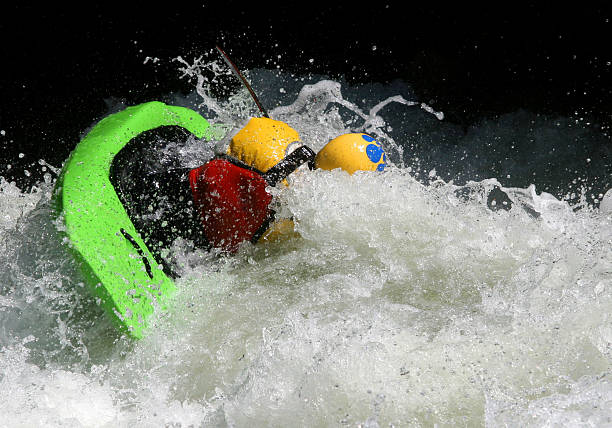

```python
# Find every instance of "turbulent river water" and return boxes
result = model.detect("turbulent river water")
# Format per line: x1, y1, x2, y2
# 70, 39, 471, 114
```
1, 59, 611, 426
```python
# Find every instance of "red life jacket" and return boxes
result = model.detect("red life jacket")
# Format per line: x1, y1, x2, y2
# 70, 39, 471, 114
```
188, 158, 273, 253
188, 147, 315, 253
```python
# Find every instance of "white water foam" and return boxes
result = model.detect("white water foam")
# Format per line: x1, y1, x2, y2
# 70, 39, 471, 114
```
0, 58, 611, 426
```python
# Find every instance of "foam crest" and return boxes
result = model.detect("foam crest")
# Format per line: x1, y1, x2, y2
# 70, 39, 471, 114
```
0, 56, 610, 426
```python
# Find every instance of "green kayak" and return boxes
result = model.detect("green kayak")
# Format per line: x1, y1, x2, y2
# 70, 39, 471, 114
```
52, 101, 218, 339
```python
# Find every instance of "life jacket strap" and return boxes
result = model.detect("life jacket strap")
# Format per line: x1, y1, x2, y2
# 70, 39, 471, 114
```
262, 145, 316, 186
250, 210, 277, 244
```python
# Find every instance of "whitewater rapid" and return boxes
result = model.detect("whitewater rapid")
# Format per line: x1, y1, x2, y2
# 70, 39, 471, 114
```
1, 61, 611, 427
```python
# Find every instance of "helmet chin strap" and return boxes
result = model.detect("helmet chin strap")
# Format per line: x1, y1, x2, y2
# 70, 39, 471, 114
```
216, 45, 270, 118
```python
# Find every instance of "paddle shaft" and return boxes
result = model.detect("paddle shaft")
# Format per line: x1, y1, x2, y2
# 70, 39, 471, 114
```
216, 45, 270, 118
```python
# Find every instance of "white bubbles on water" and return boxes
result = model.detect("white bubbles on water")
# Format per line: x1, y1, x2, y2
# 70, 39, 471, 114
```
601, 188, 612, 212
0, 55, 611, 426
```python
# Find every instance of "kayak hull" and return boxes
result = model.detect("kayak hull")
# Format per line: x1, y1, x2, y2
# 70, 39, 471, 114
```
52, 101, 216, 339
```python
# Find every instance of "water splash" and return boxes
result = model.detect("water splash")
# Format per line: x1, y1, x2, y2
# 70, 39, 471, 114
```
0, 55, 610, 426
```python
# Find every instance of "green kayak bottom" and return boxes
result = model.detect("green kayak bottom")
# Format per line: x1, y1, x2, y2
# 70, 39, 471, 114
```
53, 101, 220, 339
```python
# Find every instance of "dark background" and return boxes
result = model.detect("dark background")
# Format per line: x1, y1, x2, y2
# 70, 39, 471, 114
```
1, 3, 611, 190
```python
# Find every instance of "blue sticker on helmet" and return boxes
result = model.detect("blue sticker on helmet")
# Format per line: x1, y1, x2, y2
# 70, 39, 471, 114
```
366, 144, 383, 163
377, 163, 386, 171
361, 134, 375, 142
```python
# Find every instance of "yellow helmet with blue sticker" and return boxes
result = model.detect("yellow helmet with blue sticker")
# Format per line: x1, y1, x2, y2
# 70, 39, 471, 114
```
314, 133, 387, 174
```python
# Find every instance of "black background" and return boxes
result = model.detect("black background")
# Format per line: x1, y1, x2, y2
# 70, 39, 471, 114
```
1, 3, 611, 190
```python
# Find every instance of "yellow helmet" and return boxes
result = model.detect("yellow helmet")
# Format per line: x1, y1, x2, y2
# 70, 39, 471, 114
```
227, 117, 303, 244
314, 133, 387, 174
228, 117, 300, 172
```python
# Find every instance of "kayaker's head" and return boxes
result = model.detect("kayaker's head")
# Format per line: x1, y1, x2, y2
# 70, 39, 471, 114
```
314, 133, 387, 174
228, 117, 300, 172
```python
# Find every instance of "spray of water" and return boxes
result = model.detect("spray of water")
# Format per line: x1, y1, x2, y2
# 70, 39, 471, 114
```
0, 55, 611, 427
